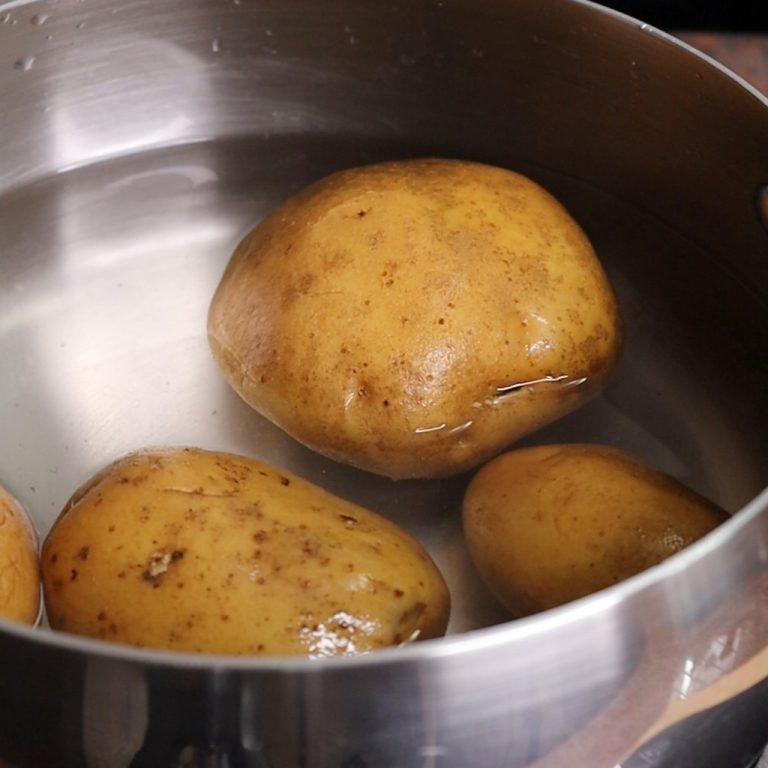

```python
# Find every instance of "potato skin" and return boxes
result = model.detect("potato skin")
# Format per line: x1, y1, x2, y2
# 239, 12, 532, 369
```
0, 484, 41, 625
462, 444, 729, 617
208, 158, 621, 480
41, 448, 450, 656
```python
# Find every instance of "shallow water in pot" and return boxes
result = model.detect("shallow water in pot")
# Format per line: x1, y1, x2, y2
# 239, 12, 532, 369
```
1, 134, 766, 635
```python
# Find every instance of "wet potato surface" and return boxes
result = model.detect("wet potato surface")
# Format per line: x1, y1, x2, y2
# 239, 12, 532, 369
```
208, 158, 622, 480
463, 444, 730, 618
0, 484, 41, 626
41, 447, 450, 656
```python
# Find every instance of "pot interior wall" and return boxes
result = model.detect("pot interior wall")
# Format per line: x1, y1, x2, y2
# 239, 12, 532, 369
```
0, 0, 766, 637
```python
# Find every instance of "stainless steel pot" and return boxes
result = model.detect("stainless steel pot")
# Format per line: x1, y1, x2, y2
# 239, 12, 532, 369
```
0, 0, 767, 766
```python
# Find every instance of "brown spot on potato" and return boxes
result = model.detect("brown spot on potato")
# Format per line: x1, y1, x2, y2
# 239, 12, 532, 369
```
302, 539, 320, 557
297, 273, 315, 293
77, 546, 90, 560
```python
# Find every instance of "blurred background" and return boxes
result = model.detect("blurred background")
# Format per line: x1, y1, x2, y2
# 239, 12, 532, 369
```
597, 1, 768, 30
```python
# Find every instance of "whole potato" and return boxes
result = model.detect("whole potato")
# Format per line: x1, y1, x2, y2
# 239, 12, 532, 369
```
462, 444, 729, 617
208, 158, 621, 479
42, 447, 450, 656
0, 484, 41, 625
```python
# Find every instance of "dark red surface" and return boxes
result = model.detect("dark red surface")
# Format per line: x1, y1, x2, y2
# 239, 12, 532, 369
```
679, 32, 768, 95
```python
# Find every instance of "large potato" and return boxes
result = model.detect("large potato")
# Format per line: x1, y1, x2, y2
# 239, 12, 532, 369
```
463, 444, 729, 617
42, 447, 450, 656
0, 484, 40, 625
208, 158, 621, 479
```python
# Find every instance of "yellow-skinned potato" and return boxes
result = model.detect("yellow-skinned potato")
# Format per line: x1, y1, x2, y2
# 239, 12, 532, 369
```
463, 444, 729, 617
42, 447, 450, 656
208, 159, 621, 480
0, 484, 41, 625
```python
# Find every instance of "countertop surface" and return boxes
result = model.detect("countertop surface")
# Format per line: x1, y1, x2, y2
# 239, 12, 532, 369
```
678, 31, 768, 95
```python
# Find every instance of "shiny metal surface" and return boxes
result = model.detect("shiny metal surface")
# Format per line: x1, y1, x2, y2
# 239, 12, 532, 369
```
0, 0, 767, 766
